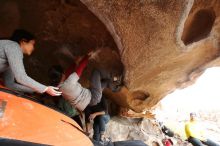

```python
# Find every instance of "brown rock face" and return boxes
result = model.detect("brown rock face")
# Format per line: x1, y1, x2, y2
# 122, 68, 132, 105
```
81, 0, 220, 112
1, 0, 220, 113
0, 0, 121, 82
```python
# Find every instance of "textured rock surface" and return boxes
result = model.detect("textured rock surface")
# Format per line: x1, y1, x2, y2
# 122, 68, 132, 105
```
105, 116, 191, 146
0, 0, 120, 84
80, 0, 220, 112
1, 0, 220, 112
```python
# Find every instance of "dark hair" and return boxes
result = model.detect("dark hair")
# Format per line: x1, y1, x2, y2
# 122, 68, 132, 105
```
10, 29, 35, 43
48, 65, 64, 86
190, 112, 197, 116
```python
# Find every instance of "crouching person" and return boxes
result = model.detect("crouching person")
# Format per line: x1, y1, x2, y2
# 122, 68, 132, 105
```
59, 55, 122, 111
85, 96, 110, 142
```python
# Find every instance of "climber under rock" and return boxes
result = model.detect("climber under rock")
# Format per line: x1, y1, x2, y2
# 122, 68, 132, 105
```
57, 49, 123, 111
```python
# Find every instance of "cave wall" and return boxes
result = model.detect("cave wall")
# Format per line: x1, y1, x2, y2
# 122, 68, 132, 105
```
0, 0, 121, 84
1, 0, 220, 113
80, 0, 220, 112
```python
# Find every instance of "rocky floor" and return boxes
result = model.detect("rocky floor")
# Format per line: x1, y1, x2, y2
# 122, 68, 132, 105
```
105, 116, 192, 146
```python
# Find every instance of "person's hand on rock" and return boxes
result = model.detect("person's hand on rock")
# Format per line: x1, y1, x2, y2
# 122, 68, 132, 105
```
88, 49, 100, 60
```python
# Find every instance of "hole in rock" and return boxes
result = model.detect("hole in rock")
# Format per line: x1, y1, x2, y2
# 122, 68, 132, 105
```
181, 9, 216, 45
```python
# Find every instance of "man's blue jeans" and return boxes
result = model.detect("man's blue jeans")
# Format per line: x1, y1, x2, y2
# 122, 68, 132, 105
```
93, 115, 110, 141
188, 137, 220, 146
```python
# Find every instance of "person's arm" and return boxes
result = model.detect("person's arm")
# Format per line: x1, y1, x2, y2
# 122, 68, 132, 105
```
89, 111, 105, 121
4, 42, 61, 96
3, 68, 34, 93
64, 62, 76, 79
65, 55, 89, 79
75, 55, 89, 77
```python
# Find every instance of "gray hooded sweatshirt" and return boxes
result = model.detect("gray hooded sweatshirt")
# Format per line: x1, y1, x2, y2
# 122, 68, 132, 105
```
59, 72, 91, 111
